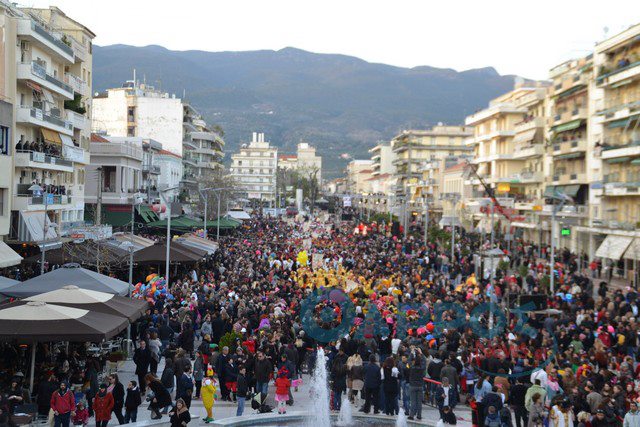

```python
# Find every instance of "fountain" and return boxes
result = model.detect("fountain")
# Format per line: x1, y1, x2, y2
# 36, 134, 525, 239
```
395, 409, 408, 427
307, 347, 332, 427
336, 395, 353, 426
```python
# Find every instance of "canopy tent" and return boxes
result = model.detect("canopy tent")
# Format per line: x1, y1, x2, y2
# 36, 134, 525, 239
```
0, 276, 19, 302
0, 301, 129, 393
0, 242, 22, 268
105, 233, 156, 252
23, 243, 128, 266
595, 235, 634, 260
175, 235, 218, 255
136, 205, 160, 224
0, 264, 129, 298
208, 217, 242, 229
147, 216, 203, 230
225, 210, 251, 221
22, 285, 148, 322
133, 241, 205, 264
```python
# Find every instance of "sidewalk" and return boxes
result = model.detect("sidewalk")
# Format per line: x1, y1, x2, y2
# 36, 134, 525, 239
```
110, 357, 472, 426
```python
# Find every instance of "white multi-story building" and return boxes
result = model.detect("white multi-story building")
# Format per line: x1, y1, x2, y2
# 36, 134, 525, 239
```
92, 81, 183, 155
230, 132, 278, 203
296, 142, 322, 183
1, 3, 94, 251
156, 149, 183, 190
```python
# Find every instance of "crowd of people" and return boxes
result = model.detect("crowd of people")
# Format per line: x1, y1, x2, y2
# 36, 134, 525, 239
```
1, 211, 640, 427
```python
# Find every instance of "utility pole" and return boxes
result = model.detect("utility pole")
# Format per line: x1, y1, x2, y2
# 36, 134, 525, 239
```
423, 196, 429, 247
96, 167, 103, 226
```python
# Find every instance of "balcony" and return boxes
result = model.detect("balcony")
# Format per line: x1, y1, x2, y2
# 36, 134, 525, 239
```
16, 106, 73, 136
600, 140, 640, 160
69, 37, 88, 63
15, 150, 74, 172
500, 171, 544, 184
465, 103, 526, 126
540, 204, 588, 217
597, 61, 640, 87
16, 19, 74, 63
142, 164, 161, 175
64, 72, 88, 95
603, 181, 640, 196
553, 73, 589, 95
514, 116, 545, 133
183, 138, 198, 150
552, 138, 587, 155
553, 107, 588, 125
90, 142, 143, 160
470, 129, 517, 144
17, 62, 73, 100
551, 172, 587, 185
66, 110, 86, 129
512, 144, 544, 159
14, 184, 72, 211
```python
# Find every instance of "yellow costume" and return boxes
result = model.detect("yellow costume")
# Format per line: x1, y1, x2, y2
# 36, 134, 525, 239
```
201, 378, 217, 422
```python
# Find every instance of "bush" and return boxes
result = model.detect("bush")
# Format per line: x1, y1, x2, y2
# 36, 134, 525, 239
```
218, 331, 242, 352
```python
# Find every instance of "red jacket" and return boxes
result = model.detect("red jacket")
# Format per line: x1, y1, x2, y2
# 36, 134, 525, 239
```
50, 390, 75, 414
93, 393, 114, 422
274, 377, 291, 396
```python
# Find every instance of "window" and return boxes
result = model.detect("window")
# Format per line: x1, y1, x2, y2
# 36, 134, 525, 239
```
127, 126, 135, 137
0, 189, 4, 215
0, 126, 8, 155
127, 107, 135, 122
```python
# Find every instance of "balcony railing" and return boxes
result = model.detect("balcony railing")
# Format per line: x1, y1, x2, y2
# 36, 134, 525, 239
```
21, 106, 73, 132
31, 21, 74, 57
16, 150, 73, 167
29, 62, 73, 94
143, 164, 161, 174
597, 60, 640, 84
64, 72, 87, 93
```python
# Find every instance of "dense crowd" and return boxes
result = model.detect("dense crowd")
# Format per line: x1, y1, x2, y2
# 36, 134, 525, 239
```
1, 212, 640, 427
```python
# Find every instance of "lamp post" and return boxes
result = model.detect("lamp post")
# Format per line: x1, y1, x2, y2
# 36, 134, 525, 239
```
199, 187, 232, 240
123, 193, 143, 351
29, 184, 49, 275
159, 186, 179, 287
549, 191, 571, 294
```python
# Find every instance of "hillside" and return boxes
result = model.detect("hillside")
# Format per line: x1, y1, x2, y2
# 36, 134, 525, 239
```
93, 45, 517, 177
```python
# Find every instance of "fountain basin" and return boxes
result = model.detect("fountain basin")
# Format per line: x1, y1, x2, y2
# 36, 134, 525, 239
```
208, 410, 434, 426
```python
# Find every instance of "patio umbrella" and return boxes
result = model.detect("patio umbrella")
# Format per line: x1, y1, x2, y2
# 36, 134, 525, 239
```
0, 276, 19, 301
22, 285, 148, 322
0, 264, 129, 298
0, 301, 129, 392
133, 242, 203, 264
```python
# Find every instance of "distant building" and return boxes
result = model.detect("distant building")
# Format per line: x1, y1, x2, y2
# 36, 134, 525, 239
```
345, 160, 374, 194
296, 142, 322, 183
230, 132, 278, 203
156, 149, 183, 190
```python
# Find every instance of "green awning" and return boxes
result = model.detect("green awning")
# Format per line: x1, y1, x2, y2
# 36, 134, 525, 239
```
554, 85, 585, 100
207, 217, 241, 229
147, 215, 204, 230
607, 118, 630, 129
551, 119, 584, 133
555, 152, 585, 160
605, 157, 631, 164
631, 159, 640, 165
544, 186, 557, 197
137, 205, 159, 224
103, 209, 132, 227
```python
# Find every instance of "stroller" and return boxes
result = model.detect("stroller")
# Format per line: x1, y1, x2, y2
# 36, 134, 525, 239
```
250, 392, 273, 413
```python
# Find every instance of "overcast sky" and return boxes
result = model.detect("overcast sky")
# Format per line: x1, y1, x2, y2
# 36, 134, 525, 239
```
19, 0, 640, 79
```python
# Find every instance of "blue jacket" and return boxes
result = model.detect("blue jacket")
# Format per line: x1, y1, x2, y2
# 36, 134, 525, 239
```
363, 362, 381, 389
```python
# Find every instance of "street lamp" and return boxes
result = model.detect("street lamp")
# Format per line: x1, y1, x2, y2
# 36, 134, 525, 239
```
159, 186, 179, 287
199, 187, 232, 240
29, 184, 49, 275
549, 191, 572, 294
123, 192, 143, 352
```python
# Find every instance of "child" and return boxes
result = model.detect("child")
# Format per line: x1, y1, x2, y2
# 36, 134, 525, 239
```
274, 368, 291, 415
72, 402, 89, 426
441, 405, 457, 426
201, 377, 217, 423
124, 381, 142, 423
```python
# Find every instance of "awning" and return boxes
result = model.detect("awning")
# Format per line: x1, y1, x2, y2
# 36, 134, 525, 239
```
624, 239, 640, 261
0, 242, 22, 268
543, 186, 556, 197
137, 205, 160, 224
595, 235, 633, 260
41, 128, 62, 145
60, 134, 74, 147
176, 235, 218, 255
147, 215, 203, 230
631, 159, 640, 165
607, 118, 630, 129
513, 129, 538, 144
106, 232, 156, 252
605, 157, 631, 164
19, 211, 58, 243
554, 152, 584, 160
544, 185, 581, 198
103, 207, 132, 227
554, 85, 585, 100
225, 210, 251, 221
552, 119, 584, 133
26, 81, 42, 92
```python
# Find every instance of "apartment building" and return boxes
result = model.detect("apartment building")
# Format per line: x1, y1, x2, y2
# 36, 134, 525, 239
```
92, 80, 183, 155
141, 138, 162, 203
182, 102, 224, 203
392, 125, 472, 220
1, 3, 94, 252
420, 154, 473, 220
275, 143, 322, 181
345, 160, 374, 194
230, 132, 278, 203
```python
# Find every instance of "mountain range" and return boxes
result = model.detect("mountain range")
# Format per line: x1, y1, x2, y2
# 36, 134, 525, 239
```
92, 44, 518, 177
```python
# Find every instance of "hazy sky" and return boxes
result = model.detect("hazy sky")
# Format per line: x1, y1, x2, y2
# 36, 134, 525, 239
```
19, 0, 640, 79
